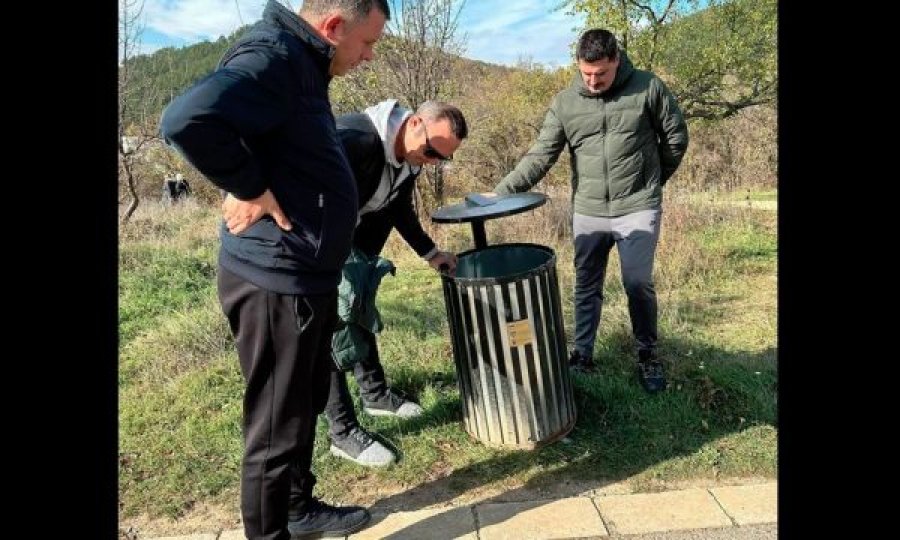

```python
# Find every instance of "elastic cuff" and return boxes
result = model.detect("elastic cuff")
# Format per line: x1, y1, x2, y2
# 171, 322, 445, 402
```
422, 247, 440, 261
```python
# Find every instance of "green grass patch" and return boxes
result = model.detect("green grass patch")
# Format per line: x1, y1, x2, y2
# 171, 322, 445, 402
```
746, 190, 777, 202
119, 356, 244, 517
690, 212, 776, 277
119, 199, 777, 521
119, 243, 218, 344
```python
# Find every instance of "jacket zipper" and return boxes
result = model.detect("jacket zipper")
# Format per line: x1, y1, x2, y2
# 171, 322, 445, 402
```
602, 98, 609, 204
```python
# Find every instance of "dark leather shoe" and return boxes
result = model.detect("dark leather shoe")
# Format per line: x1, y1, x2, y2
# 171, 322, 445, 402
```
637, 359, 667, 394
568, 350, 596, 373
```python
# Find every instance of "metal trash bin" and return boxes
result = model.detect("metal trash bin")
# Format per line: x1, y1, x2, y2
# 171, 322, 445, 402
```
433, 193, 576, 449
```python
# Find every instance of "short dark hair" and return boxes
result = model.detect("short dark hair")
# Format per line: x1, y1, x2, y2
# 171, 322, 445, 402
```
576, 29, 619, 62
301, 0, 391, 22
417, 101, 468, 140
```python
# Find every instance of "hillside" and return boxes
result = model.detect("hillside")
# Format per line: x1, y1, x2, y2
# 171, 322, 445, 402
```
120, 29, 513, 127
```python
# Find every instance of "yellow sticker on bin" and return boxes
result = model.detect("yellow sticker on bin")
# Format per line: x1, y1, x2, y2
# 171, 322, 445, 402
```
507, 319, 533, 348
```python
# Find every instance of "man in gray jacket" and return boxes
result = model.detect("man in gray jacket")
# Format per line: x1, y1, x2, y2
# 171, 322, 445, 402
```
491, 29, 689, 393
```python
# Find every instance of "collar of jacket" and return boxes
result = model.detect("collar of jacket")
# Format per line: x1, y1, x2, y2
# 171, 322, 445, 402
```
262, 0, 335, 75
573, 49, 635, 98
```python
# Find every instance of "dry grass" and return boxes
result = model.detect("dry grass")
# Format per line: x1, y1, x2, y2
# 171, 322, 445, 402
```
119, 198, 220, 246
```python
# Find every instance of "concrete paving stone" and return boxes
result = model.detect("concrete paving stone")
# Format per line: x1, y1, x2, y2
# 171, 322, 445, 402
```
349, 506, 478, 539
139, 483, 776, 540
595, 488, 732, 535
476, 497, 608, 540
616, 523, 778, 540
710, 483, 778, 525
218, 529, 247, 540
149, 535, 217, 540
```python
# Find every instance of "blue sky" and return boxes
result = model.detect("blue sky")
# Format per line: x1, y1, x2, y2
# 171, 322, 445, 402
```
135, 0, 586, 68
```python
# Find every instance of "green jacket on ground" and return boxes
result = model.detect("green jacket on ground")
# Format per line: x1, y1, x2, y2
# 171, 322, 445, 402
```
331, 248, 396, 370
494, 52, 689, 217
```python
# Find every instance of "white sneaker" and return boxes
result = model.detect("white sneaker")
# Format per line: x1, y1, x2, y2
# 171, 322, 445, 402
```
362, 390, 424, 419
329, 427, 397, 467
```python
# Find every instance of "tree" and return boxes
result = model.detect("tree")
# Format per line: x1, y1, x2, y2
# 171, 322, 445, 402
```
656, 0, 777, 120
559, 0, 776, 120
456, 61, 571, 190
380, 0, 467, 109
560, 0, 703, 71
119, 0, 162, 222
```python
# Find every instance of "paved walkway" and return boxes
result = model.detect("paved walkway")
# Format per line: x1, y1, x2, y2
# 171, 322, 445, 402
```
147, 481, 776, 539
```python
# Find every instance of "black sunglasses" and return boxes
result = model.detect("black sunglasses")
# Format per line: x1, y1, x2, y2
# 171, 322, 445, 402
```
423, 123, 452, 161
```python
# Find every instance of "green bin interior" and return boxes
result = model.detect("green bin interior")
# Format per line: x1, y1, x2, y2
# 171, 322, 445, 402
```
455, 245, 552, 280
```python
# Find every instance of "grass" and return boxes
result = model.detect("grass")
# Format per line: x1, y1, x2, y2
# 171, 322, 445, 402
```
674, 188, 778, 212
118, 191, 777, 532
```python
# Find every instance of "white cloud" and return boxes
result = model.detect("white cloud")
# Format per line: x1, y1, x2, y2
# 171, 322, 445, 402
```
144, 0, 268, 42
460, 0, 584, 67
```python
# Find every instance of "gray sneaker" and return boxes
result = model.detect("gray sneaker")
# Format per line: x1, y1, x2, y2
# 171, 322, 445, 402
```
362, 389, 424, 418
330, 427, 397, 467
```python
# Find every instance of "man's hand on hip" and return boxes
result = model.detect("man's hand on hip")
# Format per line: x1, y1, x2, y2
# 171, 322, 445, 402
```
222, 189, 292, 234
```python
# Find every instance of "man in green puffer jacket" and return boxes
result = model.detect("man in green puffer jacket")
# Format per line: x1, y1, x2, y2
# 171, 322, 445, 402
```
492, 29, 689, 393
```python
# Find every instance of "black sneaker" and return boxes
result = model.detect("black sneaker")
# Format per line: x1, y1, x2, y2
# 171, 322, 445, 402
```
330, 426, 397, 467
637, 359, 667, 394
362, 389, 424, 418
568, 350, 596, 372
287, 497, 370, 538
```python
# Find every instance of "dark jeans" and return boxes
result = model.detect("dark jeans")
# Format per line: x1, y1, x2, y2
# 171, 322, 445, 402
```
572, 209, 662, 359
324, 329, 390, 439
217, 265, 337, 540
324, 210, 397, 440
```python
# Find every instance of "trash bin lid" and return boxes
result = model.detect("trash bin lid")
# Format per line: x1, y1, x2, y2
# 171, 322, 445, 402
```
431, 192, 546, 224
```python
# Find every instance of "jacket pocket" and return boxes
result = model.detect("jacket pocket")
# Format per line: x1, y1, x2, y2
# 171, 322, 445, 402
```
281, 189, 355, 272
279, 186, 325, 268
314, 191, 329, 259
641, 144, 661, 188
293, 296, 315, 334
313, 192, 356, 271
615, 147, 650, 200
630, 149, 649, 195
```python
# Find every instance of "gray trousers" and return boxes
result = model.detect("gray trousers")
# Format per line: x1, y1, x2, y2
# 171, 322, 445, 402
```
572, 208, 662, 358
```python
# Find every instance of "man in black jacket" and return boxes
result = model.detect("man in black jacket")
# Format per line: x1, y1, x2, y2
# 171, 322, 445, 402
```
159, 1, 389, 539
326, 100, 467, 467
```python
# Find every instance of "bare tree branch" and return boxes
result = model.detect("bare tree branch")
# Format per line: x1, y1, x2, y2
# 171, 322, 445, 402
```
119, 0, 165, 222
340, 0, 466, 208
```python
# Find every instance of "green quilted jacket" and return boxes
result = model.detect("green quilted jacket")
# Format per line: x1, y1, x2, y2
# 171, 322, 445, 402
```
494, 52, 689, 217
331, 248, 396, 370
